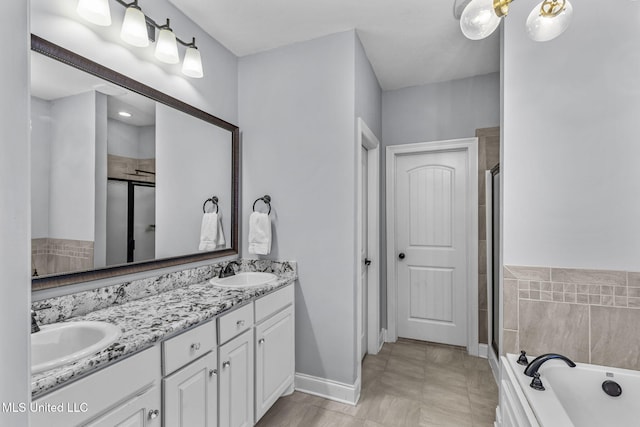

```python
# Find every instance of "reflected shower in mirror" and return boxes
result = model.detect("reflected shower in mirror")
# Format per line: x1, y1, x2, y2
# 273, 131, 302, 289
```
30, 36, 239, 289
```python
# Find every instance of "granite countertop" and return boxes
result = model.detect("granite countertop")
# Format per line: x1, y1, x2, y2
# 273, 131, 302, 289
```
32, 270, 296, 398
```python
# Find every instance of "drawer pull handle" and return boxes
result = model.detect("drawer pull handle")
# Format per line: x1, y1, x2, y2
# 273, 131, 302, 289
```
148, 409, 159, 420
258, 338, 265, 344
209, 369, 218, 377
191, 343, 201, 351
236, 320, 245, 327
222, 361, 231, 368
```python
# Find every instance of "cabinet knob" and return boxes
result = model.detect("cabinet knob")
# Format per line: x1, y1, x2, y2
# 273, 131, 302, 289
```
190, 343, 201, 351
222, 361, 231, 368
209, 369, 218, 377
236, 320, 245, 327
398, 252, 406, 260
258, 338, 265, 345
148, 409, 159, 420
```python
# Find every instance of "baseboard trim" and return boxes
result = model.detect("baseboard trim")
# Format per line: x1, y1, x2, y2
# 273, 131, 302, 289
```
294, 373, 360, 406
378, 329, 387, 352
478, 343, 488, 359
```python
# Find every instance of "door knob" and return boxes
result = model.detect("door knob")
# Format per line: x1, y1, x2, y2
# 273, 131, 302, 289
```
364, 258, 372, 266
398, 252, 405, 260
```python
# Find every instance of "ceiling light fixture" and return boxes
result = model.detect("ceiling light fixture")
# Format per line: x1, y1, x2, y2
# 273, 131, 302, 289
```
118, 111, 132, 118
76, 0, 112, 27
76, 0, 205, 78
457, 0, 573, 42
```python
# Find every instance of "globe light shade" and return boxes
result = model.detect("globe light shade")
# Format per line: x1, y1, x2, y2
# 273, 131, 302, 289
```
77, 0, 111, 27
155, 28, 180, 64
526, 0, 573, 42
182, 47, 204, 78
121, 5, 149, 47
460, 0, 502, 40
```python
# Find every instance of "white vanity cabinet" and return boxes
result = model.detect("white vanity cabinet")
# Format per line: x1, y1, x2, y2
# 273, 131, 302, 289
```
254, 287, 295, 423
162, 320, 218, 427
218, 303, 255, 427
32, 346, 161, 427
84, 385, 161, 427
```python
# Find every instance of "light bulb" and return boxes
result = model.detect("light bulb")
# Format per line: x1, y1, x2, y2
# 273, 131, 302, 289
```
526, 0, 573, 42
460, 0, 502, 40
155, 25, 180, 64
121, 4, 149, 47
182, 46, 204, 78
77, 0, 111, 26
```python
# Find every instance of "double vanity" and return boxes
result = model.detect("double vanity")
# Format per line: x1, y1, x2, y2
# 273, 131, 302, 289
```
30, 261, 296, 427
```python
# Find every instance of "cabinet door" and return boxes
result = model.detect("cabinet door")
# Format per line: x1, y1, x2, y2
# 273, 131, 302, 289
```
219, 329, 254, 427
255, 306, 294, 422
84, 385, 161, 427
163, 352, 217, 427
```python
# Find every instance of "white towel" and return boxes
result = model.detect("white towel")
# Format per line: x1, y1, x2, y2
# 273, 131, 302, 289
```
199, 212, 225, 250
248, 212, 271, 255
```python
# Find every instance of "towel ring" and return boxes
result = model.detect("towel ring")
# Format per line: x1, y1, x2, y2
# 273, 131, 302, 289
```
252, 195, 272, 215
203, 196, 219, 213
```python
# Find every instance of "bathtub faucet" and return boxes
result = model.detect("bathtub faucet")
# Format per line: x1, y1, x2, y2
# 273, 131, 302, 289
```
524, 353, 576, 391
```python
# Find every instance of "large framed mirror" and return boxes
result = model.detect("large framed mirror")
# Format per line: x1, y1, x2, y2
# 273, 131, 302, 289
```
31, 35, 239, 291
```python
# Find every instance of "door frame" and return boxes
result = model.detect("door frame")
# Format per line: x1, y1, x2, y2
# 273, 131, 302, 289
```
386, 138, 479, 356
356, 118, 381, 363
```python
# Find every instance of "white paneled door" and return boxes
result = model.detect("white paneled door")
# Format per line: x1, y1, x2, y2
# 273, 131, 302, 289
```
395, 149, 468, 346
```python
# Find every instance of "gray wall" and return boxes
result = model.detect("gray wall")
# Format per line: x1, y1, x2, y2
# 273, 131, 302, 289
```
380, 73, 500, 327
31, 97, 52, 239
239, 31, 361, 385
49, 92, 96, 242
0, 2, 29, 424
95, 93, 108, 268
156, 104, 232, 258
502, 0, 640, 271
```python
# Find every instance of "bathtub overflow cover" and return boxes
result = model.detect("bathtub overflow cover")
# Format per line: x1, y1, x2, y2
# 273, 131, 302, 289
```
602, 380, 622, 397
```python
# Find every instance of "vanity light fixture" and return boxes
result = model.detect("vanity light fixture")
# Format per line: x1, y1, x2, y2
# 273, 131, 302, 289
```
458, 0, 573, 42
182, 38, 204, 78
120, 1, 149, 47
76, 0, 204, 78
155, 19, 180, 64
76, 0, 112, 27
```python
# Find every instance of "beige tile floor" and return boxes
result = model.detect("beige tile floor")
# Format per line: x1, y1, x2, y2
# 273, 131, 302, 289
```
256, 339, 498, 427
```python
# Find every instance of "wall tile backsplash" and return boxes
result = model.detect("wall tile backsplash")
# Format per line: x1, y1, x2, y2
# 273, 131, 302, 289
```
503, 264, 640, 370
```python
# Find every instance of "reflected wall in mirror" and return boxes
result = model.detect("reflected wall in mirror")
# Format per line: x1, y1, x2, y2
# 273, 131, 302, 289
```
31, 35, 239, 290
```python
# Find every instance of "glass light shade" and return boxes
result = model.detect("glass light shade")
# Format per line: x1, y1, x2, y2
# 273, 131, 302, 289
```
155, 28, 180, 64
460, 0, 502, 40
76, 0, 111, 26
120, 6, 149, 47
526, 0, 573, 42
182, 47, 204, 78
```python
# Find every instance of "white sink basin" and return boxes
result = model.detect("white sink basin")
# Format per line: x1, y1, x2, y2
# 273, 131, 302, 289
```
31, 321, 121, 374
210, 272, 277, 288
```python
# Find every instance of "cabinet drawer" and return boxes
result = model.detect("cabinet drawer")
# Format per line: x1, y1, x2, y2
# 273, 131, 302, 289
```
255, 285, 294, 323
219, 303, 254, 344
163, 320, 216, 376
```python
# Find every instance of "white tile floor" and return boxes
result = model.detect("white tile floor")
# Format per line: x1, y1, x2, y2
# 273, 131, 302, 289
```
256, 339, 498, 426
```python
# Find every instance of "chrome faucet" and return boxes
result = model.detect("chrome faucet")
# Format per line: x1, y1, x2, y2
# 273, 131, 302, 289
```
524, 353, 576, 390
219, 261, 239, 278
30, 303, 52, 333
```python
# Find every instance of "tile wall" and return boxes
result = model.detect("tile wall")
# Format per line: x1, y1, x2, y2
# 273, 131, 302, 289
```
32, 238, 94, 277
503, 265, 640, 370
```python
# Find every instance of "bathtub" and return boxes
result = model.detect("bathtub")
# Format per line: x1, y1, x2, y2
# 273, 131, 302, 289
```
498, 353, 640, 427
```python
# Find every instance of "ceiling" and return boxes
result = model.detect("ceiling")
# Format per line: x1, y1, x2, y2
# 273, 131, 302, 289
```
167, 0, 499, 90
31, 52, 156, 127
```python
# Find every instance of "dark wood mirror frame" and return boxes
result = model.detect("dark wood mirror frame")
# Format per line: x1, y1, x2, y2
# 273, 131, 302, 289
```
31, 34, 240, 291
